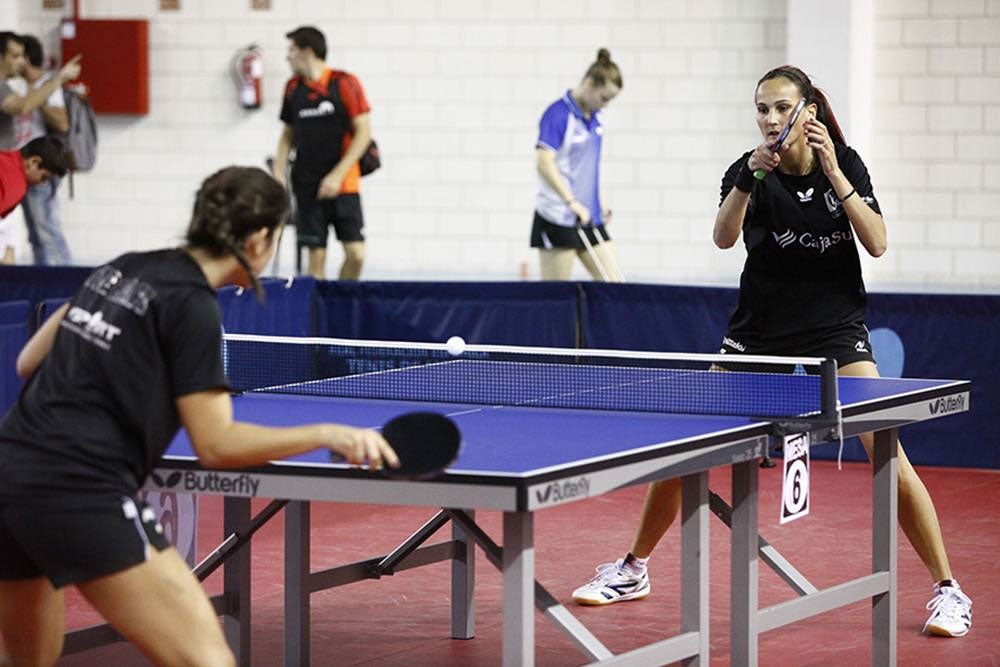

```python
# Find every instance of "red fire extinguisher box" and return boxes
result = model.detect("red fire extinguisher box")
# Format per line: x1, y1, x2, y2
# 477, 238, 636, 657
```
61, 19, 149, 115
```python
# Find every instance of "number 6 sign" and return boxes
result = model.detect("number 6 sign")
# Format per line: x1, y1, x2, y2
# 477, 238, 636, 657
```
780, 432, 810, 524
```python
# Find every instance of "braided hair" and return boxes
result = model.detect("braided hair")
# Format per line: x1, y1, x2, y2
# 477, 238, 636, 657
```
186, 166, 288, 301
757, 65, 846, 146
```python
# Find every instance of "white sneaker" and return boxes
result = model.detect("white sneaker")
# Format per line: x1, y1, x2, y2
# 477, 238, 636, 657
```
572, 560, 650, 606
924, 584, 972, 637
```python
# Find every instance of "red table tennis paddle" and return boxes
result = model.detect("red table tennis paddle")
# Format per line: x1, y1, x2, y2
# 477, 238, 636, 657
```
331, 412, 461, 479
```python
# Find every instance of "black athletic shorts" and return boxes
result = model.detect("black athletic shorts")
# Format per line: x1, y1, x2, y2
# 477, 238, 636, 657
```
530, 211, 610, 249
719, 320, 876, 372
0, 494, 170, 588
293, 190, 365, 248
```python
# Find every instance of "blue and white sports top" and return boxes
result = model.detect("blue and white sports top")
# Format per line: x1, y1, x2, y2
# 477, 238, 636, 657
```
535, 90, 605, 228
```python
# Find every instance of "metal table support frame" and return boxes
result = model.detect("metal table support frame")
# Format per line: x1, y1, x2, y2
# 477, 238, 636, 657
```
277, 472, 711, 667
722, 428, 899, 667
60, 427, 901, 667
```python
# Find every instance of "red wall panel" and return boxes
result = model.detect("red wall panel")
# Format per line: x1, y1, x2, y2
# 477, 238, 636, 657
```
62, 19, 149, 115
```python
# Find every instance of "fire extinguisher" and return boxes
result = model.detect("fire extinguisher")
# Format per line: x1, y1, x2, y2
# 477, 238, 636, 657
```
233, 43, 263, 109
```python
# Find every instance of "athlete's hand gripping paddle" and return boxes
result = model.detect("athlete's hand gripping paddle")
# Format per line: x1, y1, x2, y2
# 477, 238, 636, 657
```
753, 97, 807, 180
331, 412, 461, 479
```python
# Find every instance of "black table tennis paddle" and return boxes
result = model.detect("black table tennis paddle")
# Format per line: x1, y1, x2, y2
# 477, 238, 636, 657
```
331, 412, 461, 480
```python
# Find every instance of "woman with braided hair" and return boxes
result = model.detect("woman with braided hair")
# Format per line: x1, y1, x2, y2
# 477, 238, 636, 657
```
571, 66, 972, 640
0, 166, 398, 666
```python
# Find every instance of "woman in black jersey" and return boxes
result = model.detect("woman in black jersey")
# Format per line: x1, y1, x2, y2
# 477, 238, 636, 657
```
571, 66, 972, 639
0, 167, 398, 666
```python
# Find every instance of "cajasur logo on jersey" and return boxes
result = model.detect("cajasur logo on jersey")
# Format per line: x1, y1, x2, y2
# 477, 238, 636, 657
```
771, 228, 855, 254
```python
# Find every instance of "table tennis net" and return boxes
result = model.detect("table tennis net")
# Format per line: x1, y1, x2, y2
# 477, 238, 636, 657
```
222, 334, 838, 420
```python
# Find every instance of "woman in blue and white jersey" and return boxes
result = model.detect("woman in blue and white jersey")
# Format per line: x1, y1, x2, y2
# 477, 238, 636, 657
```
531, 48, 622, 281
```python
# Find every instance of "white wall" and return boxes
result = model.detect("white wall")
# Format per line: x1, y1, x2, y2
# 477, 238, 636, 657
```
871, 0, 1000, 289
11, 0, 1000, 290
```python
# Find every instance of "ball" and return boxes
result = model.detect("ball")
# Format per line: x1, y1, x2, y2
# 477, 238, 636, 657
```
445, 335, 466, 356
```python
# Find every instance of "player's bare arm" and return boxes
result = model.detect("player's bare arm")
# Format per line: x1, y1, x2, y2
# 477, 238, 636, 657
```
272, 124, 295, 187
536, 147, 590, 224
714, 187, 751, 249
16, 302, 69, 379
41, 104, 69, 134
1, 55, 80, 117
317, 112, 371, 199
802, 118, 886, 257
177, 388, 398, 470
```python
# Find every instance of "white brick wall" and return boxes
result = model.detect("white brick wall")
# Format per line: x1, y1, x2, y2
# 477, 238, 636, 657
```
9, 0, 999, 289
876, 0, 1000, 289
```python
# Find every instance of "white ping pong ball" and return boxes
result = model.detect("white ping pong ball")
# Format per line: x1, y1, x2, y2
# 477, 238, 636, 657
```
446, 336, 466, 356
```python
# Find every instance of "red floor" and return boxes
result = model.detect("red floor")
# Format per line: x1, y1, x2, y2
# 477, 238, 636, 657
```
12, 461, 1000, 666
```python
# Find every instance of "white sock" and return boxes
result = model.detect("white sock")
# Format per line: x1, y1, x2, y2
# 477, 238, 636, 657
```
623, 552, 649, 575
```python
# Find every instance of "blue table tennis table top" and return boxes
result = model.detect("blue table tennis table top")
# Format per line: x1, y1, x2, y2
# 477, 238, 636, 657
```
164, 374, 968, 479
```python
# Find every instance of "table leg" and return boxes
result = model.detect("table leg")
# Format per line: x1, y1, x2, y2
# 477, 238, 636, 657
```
872, 428, 898, 666
502, 511, 534, 667
222, 497, 251, 667
451, 509, 476, 639
285, 500, 310, 667
681, 472, 710, 666
730, 458, 759, 667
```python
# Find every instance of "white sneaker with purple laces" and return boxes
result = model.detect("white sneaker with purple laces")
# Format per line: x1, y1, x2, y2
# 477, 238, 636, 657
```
572, 559, 650, 606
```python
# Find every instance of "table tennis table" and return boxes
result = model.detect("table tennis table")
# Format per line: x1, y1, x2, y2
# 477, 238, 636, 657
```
64, 338, 971, 666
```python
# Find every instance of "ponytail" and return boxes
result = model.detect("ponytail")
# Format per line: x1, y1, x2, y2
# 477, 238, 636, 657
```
186, 167, 288, 301
757, 65, 846, 145
584, 48, 623, 89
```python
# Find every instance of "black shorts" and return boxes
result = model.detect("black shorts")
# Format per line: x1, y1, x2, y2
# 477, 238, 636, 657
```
719, 320, 876, 371
293, 189, 365, 248
0, 494, 170, 588
530, 211, 610, 249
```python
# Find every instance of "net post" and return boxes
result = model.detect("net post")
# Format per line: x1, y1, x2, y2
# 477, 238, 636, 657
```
820, 358, 838, 422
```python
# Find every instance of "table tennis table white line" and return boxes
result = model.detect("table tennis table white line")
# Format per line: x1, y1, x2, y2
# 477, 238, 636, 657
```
274, 417, 771, 479
256, 363, 824, 417
222, 331, 831, 368
168, 377, 961, 479
165, 408, 764, 478
229, 372, 956, 481
331, 367, 754, 429
247, 368, 826, 478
